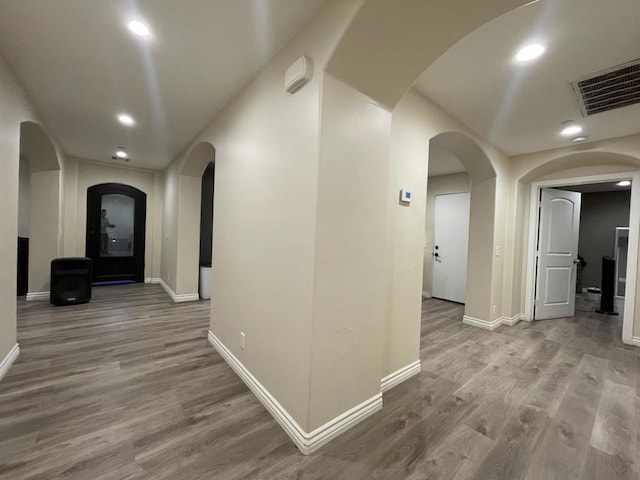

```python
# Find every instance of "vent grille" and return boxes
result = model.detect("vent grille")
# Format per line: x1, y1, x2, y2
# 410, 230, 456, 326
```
571, 59, 640, 116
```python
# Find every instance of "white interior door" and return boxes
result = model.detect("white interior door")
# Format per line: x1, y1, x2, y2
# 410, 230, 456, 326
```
535, 188, 582, 320
432, 192, 470, 303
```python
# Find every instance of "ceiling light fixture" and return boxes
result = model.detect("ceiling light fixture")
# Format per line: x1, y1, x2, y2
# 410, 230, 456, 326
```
560, 122, 582, 137
116, 149, 128, 159
117, 113, 135, 126
617, 180, 631, 187
515, 43, 545, 62
127, 20, 150, 37
571, 136, 588, 143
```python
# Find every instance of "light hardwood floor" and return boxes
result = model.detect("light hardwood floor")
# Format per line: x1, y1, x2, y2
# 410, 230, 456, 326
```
1, 284, 639, 479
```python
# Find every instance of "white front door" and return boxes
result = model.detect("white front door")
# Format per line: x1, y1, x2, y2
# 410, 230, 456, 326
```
432, 192, 470, 303
535, 188, 582, 320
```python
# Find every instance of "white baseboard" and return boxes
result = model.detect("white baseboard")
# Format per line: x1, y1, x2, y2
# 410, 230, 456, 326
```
422, 291, 432, 299
500, 313, 523, 326
207, 331, 382, 455
629, 336, 640, 347
463, 315, 503, 331
145, 277, 161, 284
159, 278, 199, 303
381, 360, 421, 393
26, 292, 48, 301
0, 344, 19, 381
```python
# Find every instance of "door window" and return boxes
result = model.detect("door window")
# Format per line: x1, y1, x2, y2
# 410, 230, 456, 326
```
100, 194, 135, 257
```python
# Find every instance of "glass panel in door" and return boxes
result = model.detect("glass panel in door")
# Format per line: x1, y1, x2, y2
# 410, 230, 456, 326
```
100, 194, 134, 257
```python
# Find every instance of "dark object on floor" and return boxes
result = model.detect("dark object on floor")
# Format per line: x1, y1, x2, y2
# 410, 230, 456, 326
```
17, 237, 29, 296
596, 256, 618, 315
50, 257, 92, 306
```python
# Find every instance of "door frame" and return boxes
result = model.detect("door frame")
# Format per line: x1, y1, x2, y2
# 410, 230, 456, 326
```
524, 171, 640, 346
85, 183, 147, 283
432, 192, 471, 304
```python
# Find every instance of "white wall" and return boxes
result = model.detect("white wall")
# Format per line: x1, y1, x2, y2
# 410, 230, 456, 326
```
18, 156, 30, 238
162, 0, 364, 430
0, 54, 52, 363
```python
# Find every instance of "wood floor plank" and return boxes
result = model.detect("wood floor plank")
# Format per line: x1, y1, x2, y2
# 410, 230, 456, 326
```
1, 288, 639, 479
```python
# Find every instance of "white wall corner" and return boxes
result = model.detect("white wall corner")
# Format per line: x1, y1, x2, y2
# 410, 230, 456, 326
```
421, 291, 432, 299
381, 360, 421, 393
26, 292, 49, 302
0, 344, 20, 381
207, 331, 383, 455
462, 315, 502, 331
500, 313, 523, 327
159, 278, 199, 303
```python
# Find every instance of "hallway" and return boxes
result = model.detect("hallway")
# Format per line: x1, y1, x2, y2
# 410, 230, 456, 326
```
1, 285, 638, 479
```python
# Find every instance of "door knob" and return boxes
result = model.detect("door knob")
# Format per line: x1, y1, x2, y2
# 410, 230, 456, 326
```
434, 252, 440, 258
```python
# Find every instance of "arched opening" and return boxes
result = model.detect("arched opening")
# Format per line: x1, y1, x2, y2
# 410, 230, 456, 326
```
18, 121, 61, 300
173, 141, 216, 301
85, 183, 147, 284
198, 162, 215, 299
424, 131, 497, 326
517, 152, 640, 344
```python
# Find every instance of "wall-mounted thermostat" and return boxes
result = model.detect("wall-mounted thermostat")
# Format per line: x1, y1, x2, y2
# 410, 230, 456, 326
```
400, 188, 412, 203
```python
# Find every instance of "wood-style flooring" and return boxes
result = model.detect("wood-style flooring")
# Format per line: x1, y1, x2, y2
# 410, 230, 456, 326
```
1, 284, 639, 479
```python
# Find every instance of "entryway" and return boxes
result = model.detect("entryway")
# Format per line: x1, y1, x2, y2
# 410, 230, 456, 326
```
85, 183, 147, 284
525, 172, 640, 344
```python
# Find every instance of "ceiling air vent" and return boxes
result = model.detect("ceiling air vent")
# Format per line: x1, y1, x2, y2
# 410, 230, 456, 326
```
571, 59, 640, 116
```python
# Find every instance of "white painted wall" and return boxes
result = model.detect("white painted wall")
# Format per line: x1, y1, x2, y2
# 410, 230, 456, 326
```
0, 55, 61, 363
18, 156, 30, 238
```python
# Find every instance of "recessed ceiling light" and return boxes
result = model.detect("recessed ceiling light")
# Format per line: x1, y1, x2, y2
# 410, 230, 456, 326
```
571, 136, 588, 143
117, 113, 135, 126
116, 150, 128, 159
617, 180, 631, 187
515, 43, 545, 62
561, 124, 582, 136
127, 20, 150, 37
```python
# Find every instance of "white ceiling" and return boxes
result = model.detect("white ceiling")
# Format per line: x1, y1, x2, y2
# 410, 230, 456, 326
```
0, 0, 327, 169
415, 0, 640, 157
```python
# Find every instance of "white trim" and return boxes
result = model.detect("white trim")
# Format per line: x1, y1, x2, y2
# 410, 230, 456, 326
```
145, 277, 161, 284
0, 344, 19, 381
500, 313, 523, 326
422, 291, 432, 299
463, 315, 502, 331
207, 331, 383, 455
159, 278, 199, 303
26, 292, 48, 301
630, 336, 640, 347
381, 360, 421, 393
525, 171, 639, 347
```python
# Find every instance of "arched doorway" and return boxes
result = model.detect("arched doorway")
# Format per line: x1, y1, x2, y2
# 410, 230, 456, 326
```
518, 152, 640, 344
85, 183, 147, 284
425, 131, 498, 327
18, 121, 62, 300
165, 141, 215, 301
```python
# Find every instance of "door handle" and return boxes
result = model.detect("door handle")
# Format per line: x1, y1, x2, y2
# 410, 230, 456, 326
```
434, 252, 440, 258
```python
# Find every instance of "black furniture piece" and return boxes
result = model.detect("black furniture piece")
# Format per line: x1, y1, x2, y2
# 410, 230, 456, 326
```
17, 237, 29, 296
596, 256, 618, 315
50, 257, 92, 306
